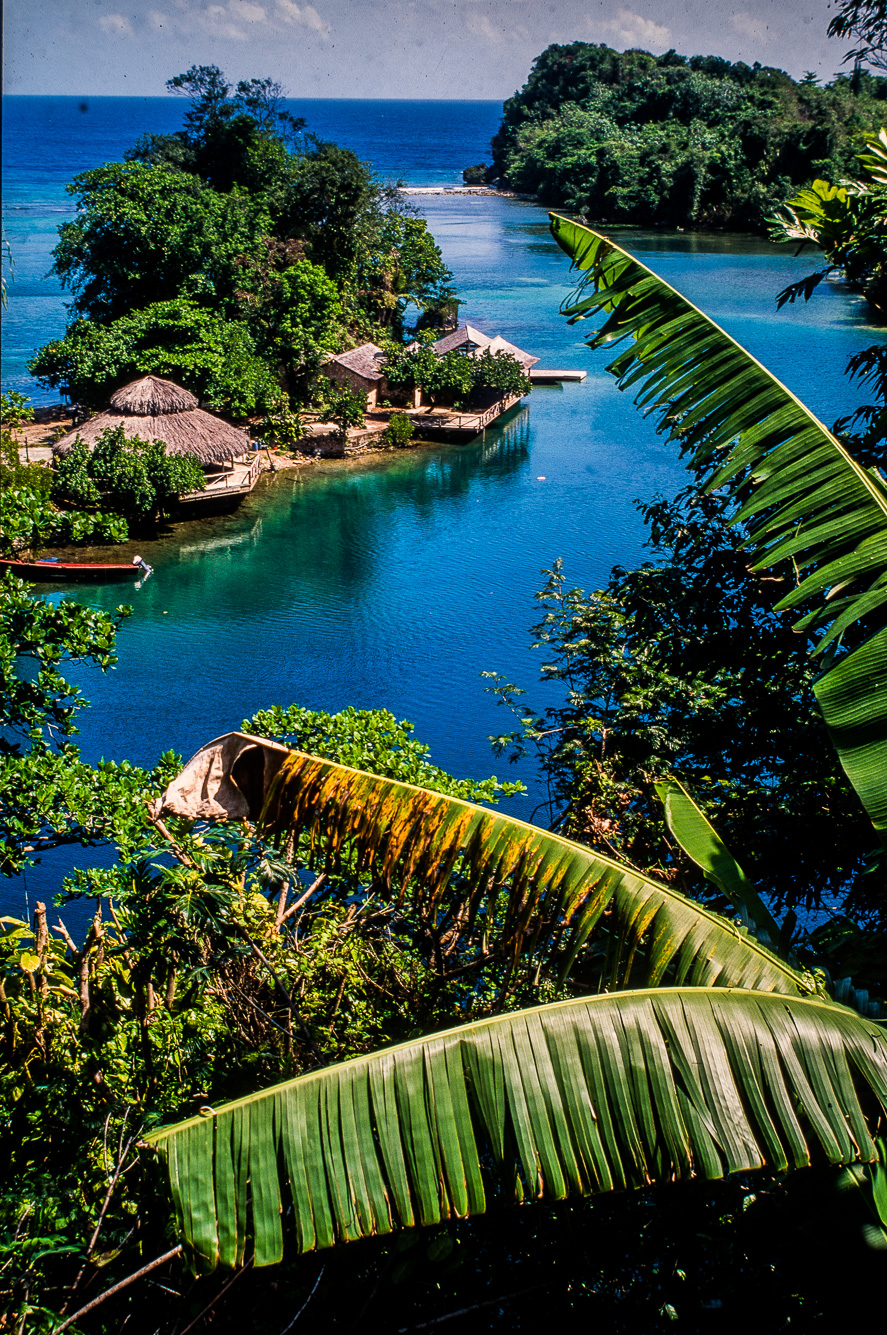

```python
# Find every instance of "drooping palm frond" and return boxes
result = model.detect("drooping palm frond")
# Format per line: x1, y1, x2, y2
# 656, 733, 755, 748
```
549, 214, 887, 844
156, 734, 813, 998
146, 987, 887, 1270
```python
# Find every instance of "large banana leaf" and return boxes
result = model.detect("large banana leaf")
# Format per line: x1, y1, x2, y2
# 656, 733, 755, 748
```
157, 734, 813, 998
146, 987, 887, 1269
549, 214, 887, 845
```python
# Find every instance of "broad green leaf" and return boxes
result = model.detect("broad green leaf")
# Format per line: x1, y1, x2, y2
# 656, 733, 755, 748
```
549, 213, 887, 845
654, 778, 781, 944
146, 987, 887, 1269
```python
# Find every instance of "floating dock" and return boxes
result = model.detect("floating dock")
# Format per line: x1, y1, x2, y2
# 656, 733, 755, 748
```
529, 369, 587, 384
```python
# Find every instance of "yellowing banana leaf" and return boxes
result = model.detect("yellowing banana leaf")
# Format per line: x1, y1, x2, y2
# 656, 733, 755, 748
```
549, 213, 887, 845
146, 987, 887, 1270
157, 734, 813, 999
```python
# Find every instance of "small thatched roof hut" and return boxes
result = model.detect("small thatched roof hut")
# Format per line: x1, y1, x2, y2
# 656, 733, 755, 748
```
53, 376, 251, 468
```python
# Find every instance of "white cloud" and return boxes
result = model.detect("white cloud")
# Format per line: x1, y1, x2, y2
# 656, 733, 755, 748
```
597, 7, 671, 51
465, 11, 506, 43
98, 12, 134, 35
730, 11, 771, 44
135, 0, 330, 42
275, 0, 330, 36
236, 2, 268, 22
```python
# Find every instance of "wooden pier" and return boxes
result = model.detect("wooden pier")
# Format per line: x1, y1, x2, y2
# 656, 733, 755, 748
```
411, 393, 526, 440
529, 368, 587, 384
175, 454, 264, 513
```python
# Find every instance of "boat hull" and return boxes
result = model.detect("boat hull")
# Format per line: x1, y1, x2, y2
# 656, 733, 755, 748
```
0, 559, 140, 583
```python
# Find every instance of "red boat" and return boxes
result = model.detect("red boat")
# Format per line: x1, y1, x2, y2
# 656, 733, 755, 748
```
0, 556, 152, 583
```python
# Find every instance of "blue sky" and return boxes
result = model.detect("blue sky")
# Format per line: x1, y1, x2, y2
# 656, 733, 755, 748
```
4, 1, 860, 97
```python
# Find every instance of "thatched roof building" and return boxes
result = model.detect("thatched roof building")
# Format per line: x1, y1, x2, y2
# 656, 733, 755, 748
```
53, 376, 250, 468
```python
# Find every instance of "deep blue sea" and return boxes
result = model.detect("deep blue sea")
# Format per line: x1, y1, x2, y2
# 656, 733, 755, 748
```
3, 97, 886, 924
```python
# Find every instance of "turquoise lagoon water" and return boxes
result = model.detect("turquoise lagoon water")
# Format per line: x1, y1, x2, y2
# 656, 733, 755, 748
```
3, 100, 886, 918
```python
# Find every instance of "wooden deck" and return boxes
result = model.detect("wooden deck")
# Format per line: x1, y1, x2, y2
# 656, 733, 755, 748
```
176, 454, 264, 510
410, 393, 526, 440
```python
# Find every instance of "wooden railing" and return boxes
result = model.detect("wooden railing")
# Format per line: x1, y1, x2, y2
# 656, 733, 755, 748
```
177, 453, 264, 504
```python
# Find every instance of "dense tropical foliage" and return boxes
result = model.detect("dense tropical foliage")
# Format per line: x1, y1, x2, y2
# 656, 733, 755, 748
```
385, 345, 531, 407
53, 426, 205, 520
490, 42, 887, 227
0, 395, 128, 556
769, 126, 887, 313
28, 66, 458, 417
6, 24, 887, 1334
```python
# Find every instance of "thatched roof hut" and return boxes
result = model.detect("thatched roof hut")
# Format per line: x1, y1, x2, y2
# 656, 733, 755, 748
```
53, 376, 250, 468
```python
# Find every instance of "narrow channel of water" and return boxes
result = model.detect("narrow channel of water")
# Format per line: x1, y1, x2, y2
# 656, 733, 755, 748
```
4, 107, 886, 920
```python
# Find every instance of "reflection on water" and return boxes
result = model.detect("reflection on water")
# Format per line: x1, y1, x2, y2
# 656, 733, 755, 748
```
5, 200, 887, 924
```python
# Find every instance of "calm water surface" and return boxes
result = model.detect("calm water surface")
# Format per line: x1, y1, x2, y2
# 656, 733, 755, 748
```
3, 101, 885, 918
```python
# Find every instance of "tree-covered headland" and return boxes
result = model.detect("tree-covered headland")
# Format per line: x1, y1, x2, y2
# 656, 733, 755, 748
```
29, 67, 461, 421
489, 42, 887, 228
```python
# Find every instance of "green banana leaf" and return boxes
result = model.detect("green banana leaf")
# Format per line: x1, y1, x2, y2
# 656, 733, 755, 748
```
157, 734, 813, 999
549, 213, 887, 845
654, 778, 781, 943
146, 987, 887, 1270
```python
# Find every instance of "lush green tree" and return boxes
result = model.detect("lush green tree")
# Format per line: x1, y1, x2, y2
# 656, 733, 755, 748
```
28, 298, 280, 417
383, 411, 416, 448
472, 348, 532, 396
318, 383, 367, 436
385, 346, 529, 405
234, 242, 345, 388
491, 42, 887, 228
359, 213, 460, 334
49, 162, 271, 323
0, 573, 161, 876
485, 487, 876, 928
0, 404, 128, 555
53, 426, 205, 519
127, 66, 306, 193
33, 68, 460, 417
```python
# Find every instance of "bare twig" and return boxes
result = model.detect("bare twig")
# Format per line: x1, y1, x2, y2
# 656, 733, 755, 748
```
51, 1245, 184, 1334
281, 874, 326, 922
279, 1264, 325, 1334
396, 1283, 551, 1331
176, 1257, 254, 1335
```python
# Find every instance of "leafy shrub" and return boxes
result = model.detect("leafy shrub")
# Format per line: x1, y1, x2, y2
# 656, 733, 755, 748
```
383, 412, 415, 448
318, 383, 367, 435
54, 426, 205, 519
385, 346, 530, 405
472, 349, 532, 396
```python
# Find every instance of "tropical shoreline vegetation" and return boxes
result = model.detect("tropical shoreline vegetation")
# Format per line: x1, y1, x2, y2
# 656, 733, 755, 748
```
28, 67, 462, 421
3, 7, 887, 1332
483, 41, 887, 229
